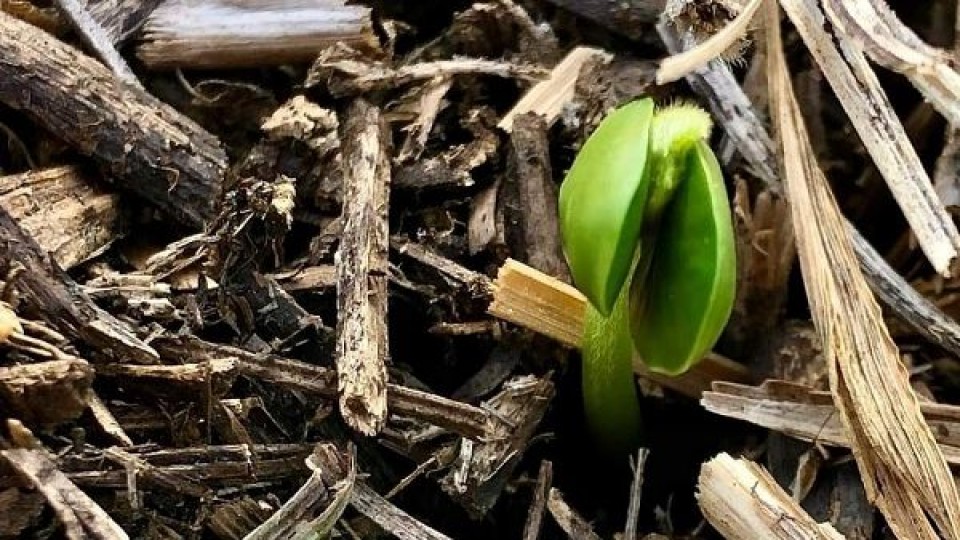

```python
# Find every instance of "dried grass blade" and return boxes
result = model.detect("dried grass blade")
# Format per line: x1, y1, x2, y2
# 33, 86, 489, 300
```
777, 0, 960, 276
822, 0, 960, 127
656, 0, 762, 84
765, 2, 960, 538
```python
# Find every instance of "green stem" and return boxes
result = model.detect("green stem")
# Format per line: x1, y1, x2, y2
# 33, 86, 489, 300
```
581, 278, 643, 454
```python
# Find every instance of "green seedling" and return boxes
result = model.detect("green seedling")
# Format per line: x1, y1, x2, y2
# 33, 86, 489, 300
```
558, 98, 736, 450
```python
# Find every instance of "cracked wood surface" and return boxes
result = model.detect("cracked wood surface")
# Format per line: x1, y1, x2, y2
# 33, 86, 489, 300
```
335, 99, 391, 436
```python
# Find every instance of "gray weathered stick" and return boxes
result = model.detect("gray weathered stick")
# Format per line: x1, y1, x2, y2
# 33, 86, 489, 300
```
2, 448, 129, 540
351, 482, 453, 540
85, 0, 160, 44
522, 461, 553, 540
778, 0, 960, 276
0, 11, 227, 228
53, 0, 139, 84
138, 0, 376, 69
0, 204, 158, 364
335, 99, 391, 436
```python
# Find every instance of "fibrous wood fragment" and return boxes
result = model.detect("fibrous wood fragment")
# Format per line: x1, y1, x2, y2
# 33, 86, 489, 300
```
702, 380, 960, 465
499, 46, 611, 132
656, 0, 761, 84
85, 391, 134, 446
487, 259, 750, 397
96, 358, 239, 402
766, 3, 960, 535
138, 0, 377, 69
522, 461, 553, 540
271, 265, 336, 293
84, 0, 159, 44
1, 448, 129, 540
246, 444, 354, 540
0, 11, 227, 228
0, 166, 126, 269
308, 44, 547, 97
546, 488, 602, 540
153, 336, 495, 440
776, 0, 960, 276
822, 0, 960, 127
0, 206, 158, 364
53, 0, 139, 84
441, 375, 554, 517
335, 99, 391, 436
208, 496, 273, 539
697, 453, 844, 540
0, 357, 92, 427
103, 446, 212, 499
351, 482, 453, 540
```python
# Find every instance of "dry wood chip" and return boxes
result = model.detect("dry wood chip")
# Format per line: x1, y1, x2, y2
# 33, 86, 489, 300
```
624, 448, 650, 540
261, 95, 339, 155
138, 0, 376, 69
522, 460, 553, 540
85, 390, 134, 446
335, 99, 391, 436
440, 375, 554, 517
398, 76, 453, 162
546, 488, 602, 540
0, 358, 92, 427
103, 446, 212, 500
777, 0, 960, 276
351, 482, 453, 540
0, 166, 126, 270
697, 453, 845, 539
53, 0, 139, 84
97, 358, 239, 401
701, 380, 960, 465
503, 113, 570, 282
765, 3, 960, 537
499, 46, 611, 133
1, 447, 129, 540
246, 444, 355, 540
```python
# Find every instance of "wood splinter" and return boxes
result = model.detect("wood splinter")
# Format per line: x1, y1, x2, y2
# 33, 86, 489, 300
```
487, 258, 750, 397
335, 99, 391, 436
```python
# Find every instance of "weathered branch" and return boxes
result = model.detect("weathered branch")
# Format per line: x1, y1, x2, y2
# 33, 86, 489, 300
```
0, 11, 227, 228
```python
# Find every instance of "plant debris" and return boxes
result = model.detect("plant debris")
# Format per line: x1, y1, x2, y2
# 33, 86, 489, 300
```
3, 0, 960, 538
